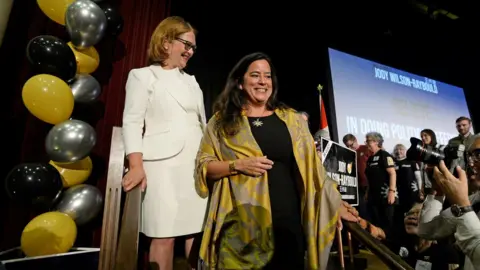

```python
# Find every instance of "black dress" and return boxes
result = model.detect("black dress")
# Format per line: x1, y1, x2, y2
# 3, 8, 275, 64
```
395, 159, 419, 214
365, 149, 397, 232
248, 114, 305, 269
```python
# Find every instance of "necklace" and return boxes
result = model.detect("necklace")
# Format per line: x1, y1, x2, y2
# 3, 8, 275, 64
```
250, 108, 267, 128
252, 118, 263, 127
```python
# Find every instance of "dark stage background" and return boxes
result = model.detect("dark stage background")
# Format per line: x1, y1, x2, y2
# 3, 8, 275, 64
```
1, 0, 479, 250
172, 0, 480, 133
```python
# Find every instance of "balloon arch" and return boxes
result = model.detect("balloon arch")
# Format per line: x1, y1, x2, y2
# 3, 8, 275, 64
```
4, 0, 123, 258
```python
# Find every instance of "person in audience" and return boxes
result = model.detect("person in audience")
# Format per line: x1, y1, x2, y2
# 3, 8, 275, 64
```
363, 202, 461, 268
469, 154, 480, 190
448, 116, 475, 166
343, 134, 372, 219
421, 128, 437, 147
393, 144, 422, 217
393, 143, 422, 242
418, 129, 438, 195
194, 52, 358, 270
121, 16, 207, 270
395, 203, 460, 269
364, 132, 397, 232
418, 136, 480, 270
449, 116, 478, 194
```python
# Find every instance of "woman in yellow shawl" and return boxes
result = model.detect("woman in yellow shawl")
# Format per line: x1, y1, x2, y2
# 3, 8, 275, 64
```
195, 52, 358, 269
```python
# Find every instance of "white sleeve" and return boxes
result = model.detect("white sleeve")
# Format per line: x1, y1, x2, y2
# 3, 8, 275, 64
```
122, 70, 149, 156
469, 191, 480, 205
414, 170, 422, 191
454, 212, 480, 270
418, 195, 457, 239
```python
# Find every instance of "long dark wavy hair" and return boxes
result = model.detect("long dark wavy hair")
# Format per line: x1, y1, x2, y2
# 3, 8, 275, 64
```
420, 129, 437, 146
213, 52, 288, 136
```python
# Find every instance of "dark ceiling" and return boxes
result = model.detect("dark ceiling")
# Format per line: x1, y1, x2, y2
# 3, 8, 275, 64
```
170, 0, 480, 126
171, 0, 480, 75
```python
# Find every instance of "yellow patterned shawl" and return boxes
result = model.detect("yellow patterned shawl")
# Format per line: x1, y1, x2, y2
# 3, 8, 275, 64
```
195, 108, 341, 270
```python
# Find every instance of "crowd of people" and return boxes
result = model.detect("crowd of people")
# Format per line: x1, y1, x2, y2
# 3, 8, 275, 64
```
338, 116, 478, 269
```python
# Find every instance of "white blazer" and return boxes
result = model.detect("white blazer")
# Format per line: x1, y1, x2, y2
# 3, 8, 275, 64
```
122, 65, 207, 160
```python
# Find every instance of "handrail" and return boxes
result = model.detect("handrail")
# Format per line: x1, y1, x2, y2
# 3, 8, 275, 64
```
98, 127, 126, 270
98, 127, 141, 270
114, 185, 141, 270
343, 221, 414, 270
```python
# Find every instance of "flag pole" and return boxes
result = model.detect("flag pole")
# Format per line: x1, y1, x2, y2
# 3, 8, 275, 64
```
315, 84, 330, 141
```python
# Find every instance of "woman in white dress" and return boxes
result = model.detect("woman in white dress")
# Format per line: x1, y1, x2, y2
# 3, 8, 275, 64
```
121, 16, 208, 270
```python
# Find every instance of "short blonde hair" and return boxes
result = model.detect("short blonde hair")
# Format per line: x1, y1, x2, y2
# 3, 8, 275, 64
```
394, 144, 406, 151
147, 16, 196, 65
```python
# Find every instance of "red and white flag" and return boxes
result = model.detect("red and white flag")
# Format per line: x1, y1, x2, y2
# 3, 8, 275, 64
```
315, 84, 330, 140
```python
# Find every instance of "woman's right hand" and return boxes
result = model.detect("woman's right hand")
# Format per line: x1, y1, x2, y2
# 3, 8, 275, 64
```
235, 156, 274, 177
122, 166, 147, 192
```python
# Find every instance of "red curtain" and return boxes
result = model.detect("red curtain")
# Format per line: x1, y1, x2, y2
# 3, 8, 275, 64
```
0, 0, 171, 249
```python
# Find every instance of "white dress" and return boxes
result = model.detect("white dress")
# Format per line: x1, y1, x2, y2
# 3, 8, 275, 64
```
139, 68, 207, 238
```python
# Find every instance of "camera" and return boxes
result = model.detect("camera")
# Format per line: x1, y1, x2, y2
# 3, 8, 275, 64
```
406, 137, 465, 172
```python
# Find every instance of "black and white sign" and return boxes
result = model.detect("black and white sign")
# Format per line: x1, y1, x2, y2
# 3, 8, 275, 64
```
320, 138, 359, 206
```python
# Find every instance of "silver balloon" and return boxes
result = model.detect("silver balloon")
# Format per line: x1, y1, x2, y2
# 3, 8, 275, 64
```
54, 184, 103, 226
70, 74, 102, 103
65, 0, 107, 49
45, 119, 97, 163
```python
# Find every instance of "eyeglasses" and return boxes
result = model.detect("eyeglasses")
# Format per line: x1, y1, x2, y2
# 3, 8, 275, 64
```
175, 38, 197, 52
468, 149, 480, 162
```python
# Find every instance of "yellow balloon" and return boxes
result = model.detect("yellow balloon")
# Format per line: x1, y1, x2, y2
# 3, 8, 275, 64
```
21, 211, 77, 257
67, 42, 100, 74
37, 0, 75, 25
50, 157, 93, 188
22, 74, 74, 125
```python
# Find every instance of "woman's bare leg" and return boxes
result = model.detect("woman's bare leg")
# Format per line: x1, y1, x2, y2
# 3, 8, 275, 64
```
149, 237, 175, 270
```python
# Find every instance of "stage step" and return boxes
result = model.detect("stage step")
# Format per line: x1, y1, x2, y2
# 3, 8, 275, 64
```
0, 247, 99, 270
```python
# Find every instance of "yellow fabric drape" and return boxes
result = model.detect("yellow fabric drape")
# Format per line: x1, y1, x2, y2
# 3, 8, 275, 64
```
195, 108, 341, 270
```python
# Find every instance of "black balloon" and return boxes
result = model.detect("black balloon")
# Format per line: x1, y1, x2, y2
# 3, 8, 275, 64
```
97, 2, 124, 36
26, 35, 77, 82
5, 163, 63, 208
